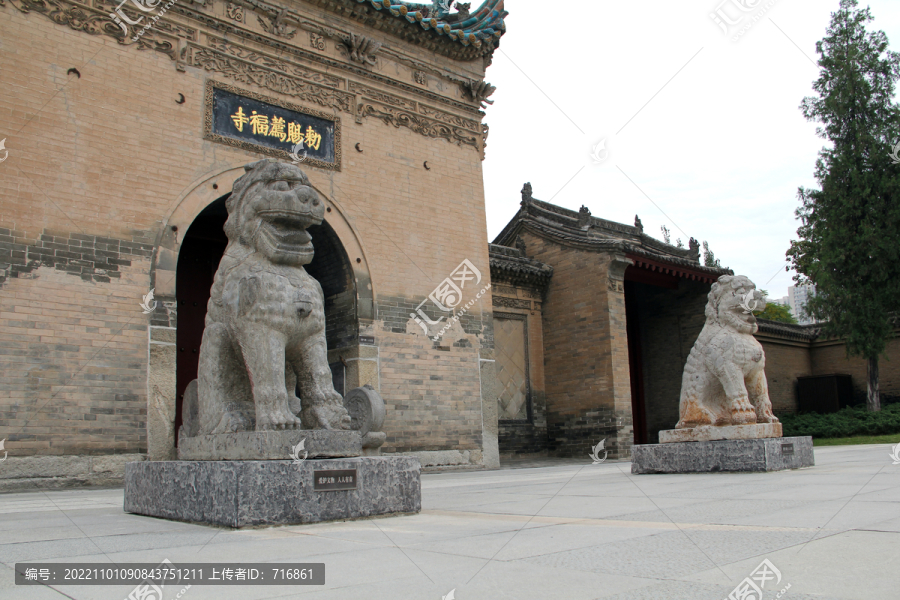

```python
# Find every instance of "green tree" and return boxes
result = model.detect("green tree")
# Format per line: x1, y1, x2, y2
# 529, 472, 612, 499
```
754, 303, 799, 325
787, 0, 900, 412
702, 241, 722, 268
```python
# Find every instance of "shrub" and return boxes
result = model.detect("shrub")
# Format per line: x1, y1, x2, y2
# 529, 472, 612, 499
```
778, 402, 900, 439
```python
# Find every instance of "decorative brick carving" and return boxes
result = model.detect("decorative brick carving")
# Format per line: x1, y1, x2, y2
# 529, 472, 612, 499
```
225, 2, 243, 22
206, 37, 343, 88
356, 102, 480, 151
461, 79, 496, 107
607, 278, 624, 293
492, 284, 517, 297
309, 32, 325, 51
418, 104, 481, 133
187, 46, 353, 114
257, 8, 297, 39
348, 81, 417, 111
338, 34, 382, 67
413, 71, 427, 85
493, 297, 531, 310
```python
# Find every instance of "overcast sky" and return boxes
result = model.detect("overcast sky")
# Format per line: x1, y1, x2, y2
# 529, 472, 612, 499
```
480, 0, 900, 300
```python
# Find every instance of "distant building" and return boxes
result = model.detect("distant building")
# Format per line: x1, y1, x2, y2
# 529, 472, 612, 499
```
788, 284, 821, 325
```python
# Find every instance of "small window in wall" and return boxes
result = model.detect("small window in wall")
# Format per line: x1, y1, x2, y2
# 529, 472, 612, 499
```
494, 312, 531, 422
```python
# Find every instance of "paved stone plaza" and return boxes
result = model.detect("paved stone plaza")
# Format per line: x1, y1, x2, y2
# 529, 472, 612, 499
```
1, 445, 898, 599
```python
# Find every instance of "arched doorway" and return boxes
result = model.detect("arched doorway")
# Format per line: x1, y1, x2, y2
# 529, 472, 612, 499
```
173, 195, 359, 441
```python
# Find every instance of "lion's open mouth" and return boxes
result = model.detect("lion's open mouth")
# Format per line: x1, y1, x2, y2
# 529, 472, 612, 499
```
257, 210, 317, 255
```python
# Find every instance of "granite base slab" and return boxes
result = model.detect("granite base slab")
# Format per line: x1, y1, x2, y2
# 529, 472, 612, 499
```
658, 423, 783, 444
178, 430, 361, 460
124, 457, 420, 527
631, 436, 813, 474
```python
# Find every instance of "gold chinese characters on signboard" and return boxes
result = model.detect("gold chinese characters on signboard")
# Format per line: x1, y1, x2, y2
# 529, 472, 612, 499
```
230, 107, 323, 150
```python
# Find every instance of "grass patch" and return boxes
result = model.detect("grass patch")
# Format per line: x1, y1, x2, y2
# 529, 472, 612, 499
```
813, 433, 900, 446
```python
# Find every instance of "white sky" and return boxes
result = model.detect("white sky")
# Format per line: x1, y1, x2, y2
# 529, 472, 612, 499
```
480, 0, 900, 300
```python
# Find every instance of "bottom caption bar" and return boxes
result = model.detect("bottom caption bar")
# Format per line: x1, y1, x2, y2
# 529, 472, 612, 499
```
15, 563, 325, 585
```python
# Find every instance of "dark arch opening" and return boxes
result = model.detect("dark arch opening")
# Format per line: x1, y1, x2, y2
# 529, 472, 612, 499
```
174, 195, 358, 441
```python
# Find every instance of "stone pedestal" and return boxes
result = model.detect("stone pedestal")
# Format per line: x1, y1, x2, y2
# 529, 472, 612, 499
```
124, 457, 420, 527
658, 423, 782, 444
631, 436, 813, 474
177, 430, 362, 461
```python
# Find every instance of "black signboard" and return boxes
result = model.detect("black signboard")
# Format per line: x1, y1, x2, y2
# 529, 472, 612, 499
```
313, 469, 357, 491
204, 80, 341, 171
781, 443, 794, 455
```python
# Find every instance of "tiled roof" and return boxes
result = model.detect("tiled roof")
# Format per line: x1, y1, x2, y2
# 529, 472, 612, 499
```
493, 185, 731, 281
756, 319, 821, 341
356, 0, 507, 49
488, 243, 553, 289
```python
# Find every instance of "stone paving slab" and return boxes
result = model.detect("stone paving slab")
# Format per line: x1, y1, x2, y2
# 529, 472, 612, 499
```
0, 444, 898, 599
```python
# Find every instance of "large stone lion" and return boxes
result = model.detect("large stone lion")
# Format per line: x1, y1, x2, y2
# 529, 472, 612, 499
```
676, 275, 779, 428
189, 159, 350, 434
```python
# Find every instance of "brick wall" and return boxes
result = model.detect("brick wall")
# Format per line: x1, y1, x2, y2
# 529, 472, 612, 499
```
755, 340, 812, 414
810, 334, 900, 399
521, 234, 627, 458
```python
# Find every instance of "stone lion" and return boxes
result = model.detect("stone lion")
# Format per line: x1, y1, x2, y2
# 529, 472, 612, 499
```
190, 159, 350, 434
676, 275, 779, 428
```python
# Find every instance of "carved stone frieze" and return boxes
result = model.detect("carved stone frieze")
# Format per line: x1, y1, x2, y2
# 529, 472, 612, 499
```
493, 297, 531, 310
347, 81, 416, 111
356, 102, 480, 151
206, 36, 343, 88
187, 45, 353, 113
413, 71, 427, 85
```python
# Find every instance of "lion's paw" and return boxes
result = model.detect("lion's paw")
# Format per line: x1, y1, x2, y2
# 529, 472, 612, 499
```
301, 404, 351, 430
257, 406, 302, 431
730, 397, 757, 425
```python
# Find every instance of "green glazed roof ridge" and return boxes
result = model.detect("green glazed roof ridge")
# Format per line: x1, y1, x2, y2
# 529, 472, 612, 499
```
356, 0, 508, 49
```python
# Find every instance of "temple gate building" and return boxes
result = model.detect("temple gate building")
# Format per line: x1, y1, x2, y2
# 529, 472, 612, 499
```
2, 1, 898, 489
0, 0, 508, 486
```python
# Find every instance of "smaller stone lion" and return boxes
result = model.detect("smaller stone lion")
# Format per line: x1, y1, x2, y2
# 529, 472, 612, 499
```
191, 159, 350, 434
676, 275, 779, 428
